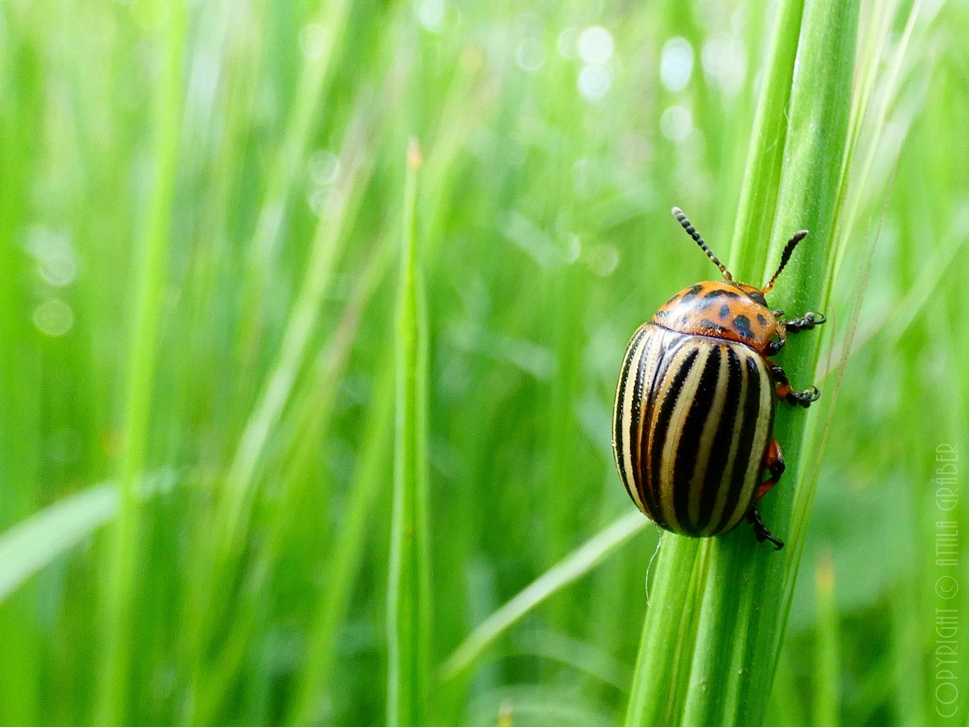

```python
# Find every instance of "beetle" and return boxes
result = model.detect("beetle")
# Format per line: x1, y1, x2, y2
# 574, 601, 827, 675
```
612, 207, 826, 549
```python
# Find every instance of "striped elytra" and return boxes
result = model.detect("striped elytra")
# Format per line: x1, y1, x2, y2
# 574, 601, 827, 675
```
611, 207, 826, 549
613, 324, 774, 537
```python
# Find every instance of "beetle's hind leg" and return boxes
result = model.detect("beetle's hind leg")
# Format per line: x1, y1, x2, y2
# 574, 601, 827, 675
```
756, 439, 785, 501
769, 361, 821, 408
747, 439, 785, 549
747, 507, 784, 549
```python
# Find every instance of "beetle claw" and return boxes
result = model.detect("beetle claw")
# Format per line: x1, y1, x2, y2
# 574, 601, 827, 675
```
747, 507, 784, 550
784, 311, 827, 333
786, 385, 820, 408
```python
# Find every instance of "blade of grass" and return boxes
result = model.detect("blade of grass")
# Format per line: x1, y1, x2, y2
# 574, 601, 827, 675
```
284, 363, 394, 727
622, 538, 706, 727
685, 3, 860, 725
188, 239, 393, 726
441, 510, 648, 681
728, 0, 807, 275
0, 471, 177, 604
387, 139, 431, 727
180, 84, 389, 724
241, 0, 353, 328
622, 0, 806, 722
94, 3, 186, 725
0, 487, 116, 603
623, 0, 861, 724
813, 552, 840, 727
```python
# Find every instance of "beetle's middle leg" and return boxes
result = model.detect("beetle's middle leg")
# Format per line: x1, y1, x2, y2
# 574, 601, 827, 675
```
746, 439, 786, 549
768, 361, 820, 408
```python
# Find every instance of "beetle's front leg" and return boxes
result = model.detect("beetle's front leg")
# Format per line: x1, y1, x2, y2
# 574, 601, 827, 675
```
768, 361, 821, 408
783, 311, 826, 334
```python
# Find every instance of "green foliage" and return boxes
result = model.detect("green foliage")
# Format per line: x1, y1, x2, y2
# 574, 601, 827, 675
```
0, 0, 966, 725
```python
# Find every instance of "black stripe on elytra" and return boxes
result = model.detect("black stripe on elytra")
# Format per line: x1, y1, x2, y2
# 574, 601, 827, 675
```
631, 329, 662, 520
697, 345, 743, 532
715, 356, 764, 533
638, 331, 681, 520
614, 325, 649, 501
647, 347, 699, 528
672, 345, 721, 534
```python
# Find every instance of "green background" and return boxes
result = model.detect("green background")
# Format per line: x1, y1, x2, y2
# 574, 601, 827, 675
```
0, 0, 966, 725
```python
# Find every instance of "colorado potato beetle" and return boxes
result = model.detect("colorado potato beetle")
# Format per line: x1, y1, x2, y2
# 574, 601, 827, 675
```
612, 207, 826, 549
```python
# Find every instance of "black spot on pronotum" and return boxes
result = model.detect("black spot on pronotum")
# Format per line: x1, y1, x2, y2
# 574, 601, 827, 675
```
747, 291, 768, 307
719, 304, 730, 319
733, 315, 753, 340
681, 284, 704, 302
655, 310, 668, 319
700, 319, 729, 335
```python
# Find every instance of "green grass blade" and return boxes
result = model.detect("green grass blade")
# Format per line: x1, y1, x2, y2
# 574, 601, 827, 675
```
387, 140, 431, 727
813, 553, 840, 727
94, 3, 186, 725
622, 538, 704, 727
442, 510, 647, 681
729, 0, 806, 277
0, 487, 116, 603
623, 1, 860, 725
284, 365, 395, 727
0, 472, 176, 604
243, 0, 353, 306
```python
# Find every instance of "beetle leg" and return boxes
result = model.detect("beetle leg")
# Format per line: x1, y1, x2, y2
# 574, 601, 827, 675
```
768, 361, 821, 408
745, 441, 785, 549
782, 311, 826, 334
766, 331, 786, 356
756, 439, 785, 501
747, 507, 784, 549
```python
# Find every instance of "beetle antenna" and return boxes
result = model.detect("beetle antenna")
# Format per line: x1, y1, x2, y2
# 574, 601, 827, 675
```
671, 207, 733, 281
762, 229, 808, 294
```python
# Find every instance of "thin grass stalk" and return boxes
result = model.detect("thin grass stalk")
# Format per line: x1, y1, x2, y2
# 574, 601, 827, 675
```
728, 0, 806, 276
186, 246, 390, 725
180, 89, 386, 725
813, 552, 840, 727
94, 3, 186, 725
442, 510, 648, 681
386, 140, 431, 727
622, 539, 704, 727
622, 0, 859, 724
284, 364, 394, 727
241, 0, 353, 319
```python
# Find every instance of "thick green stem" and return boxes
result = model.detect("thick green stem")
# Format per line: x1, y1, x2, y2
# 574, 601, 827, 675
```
622, 0, 859, 724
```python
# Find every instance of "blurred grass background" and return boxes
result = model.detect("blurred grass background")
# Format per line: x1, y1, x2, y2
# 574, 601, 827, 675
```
0, 0, 967, 725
